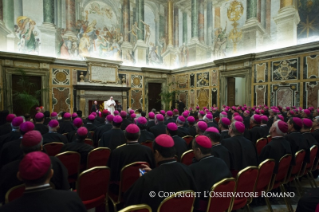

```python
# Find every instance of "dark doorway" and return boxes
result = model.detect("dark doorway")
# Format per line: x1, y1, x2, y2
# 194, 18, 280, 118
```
148, 83, 162, 112
227, 77, 235, 106
12, 74, 42, 117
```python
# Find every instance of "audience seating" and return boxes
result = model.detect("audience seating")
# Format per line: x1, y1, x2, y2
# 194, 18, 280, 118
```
118, 204, 152, 212
182, 135, 194, 146
256, 138, 268, 155
76, 166, 110, 211
180, 150, 194, 166
84, 138, 94, 146
141, 140, 153, 151
56, 151, 81, 184
117, 144, 126, 149
266, 135, 271, 143
5, 184, 25, 204
43, 142, 64, 156
206, 178, 236, 212
87, 147, 111, 169
302, 145, 318, 188
157, 190, 196, 212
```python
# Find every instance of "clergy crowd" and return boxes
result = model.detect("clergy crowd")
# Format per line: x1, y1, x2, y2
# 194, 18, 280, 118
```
0, 103, 319, 211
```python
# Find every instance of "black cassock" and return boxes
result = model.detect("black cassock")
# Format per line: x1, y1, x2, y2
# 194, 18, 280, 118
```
121, 119, 132, 130
0, 123, 11, 136
221, 135, 258, 172
259, 137, 291, 174
99, 128, 126, 150
177, 127, 190, 138
296, 188, 319, 212
178, 101, 185, 114
0, 139, 23, 168
243, 117, 250, 129
248, 125, 262, 145
0, 131, 20, 151
84, 123, 97, 132
0, 156, 69, 203
187, 126, 197, 138
58, 121, 76, 134
108, 143, 155, 182
164, 118, 175, 125
220, 130, 230, 140
285, 131, 304, 165
124, 160, 197, 212
267, 117, 274, 128
146, 120, 155, 131
0, 186, 86, 212
302, 132, 319, 162
211, 144, 231, 169
172, 135, 188, 160
34, 123, 49, 135
43, 132, 68, 144
150, 123, 167, 137
43, 118, 51, 126
189, 156, 231, 210
93, 117, 104, 127
94, 123, 112, 143
207, 122, 218, 129
61, 141, 94, 165
138, 130, 155, 143
312, 129, 319, 143
259, 125, 269, 138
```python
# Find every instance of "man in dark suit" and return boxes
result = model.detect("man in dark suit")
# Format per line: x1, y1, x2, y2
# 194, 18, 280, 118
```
150, 114, 167, 137
0, 151, 86, 212
91, 100, 99, 113
177, 100, 185, 115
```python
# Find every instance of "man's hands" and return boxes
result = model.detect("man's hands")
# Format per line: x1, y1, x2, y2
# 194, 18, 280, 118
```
139, 164, 152, 177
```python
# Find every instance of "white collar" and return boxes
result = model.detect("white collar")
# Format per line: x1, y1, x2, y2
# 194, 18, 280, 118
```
25, 183, 50, 190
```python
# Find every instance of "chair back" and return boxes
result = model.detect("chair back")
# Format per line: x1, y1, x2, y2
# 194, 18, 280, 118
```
119, 204, 152, 212
254, 159, 275, 196
207, 178, 236, 212
157, 190, 195, 212
266, 135, 271, 143
43, 142, 64, 156
306, 145, 318, 170
87, 147, 111, 169
141, 140, 153, 151
214, 117, 220, 123
5, 184, 25, 204
76, 166, 110, 209
290, 150, 306, 179
180, 150, 194, 166
182, 135, 194, 146
256, 138, 267, 155
56, 151, 80, 182
84, 138, 94, 146
271, 154, 292, 190
117, 144, 126, 149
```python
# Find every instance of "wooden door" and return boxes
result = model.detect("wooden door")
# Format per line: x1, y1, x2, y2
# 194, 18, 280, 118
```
148, 83, 162, 111
227, 77, 235, 106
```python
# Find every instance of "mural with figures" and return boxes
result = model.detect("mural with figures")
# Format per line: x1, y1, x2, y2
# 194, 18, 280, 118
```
0, 0, 319, 68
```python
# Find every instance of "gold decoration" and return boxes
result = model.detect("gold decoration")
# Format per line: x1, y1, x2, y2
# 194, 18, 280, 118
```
227, 0, 243, 53
133, 77, 140, 85
56, 72, 67, 82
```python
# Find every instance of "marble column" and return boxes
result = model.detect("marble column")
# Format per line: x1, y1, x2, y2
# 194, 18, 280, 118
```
266, 0, 271, 34
273, 0, 300, 47
198, 0, 204, 43
136, 0, 144, 41
257, 0, 261, 22
206, 1, 212, 46
2, 0, 15, 51
133, 0, 147, 65
174, 7, 179, 48
191, 0, 198, 41
2, 0, 13, 31
0, 0, 3, 23
64, 0, 76, 37
121, 0, 133, 62
247, 0, 257, 20
182, 12, 188, 44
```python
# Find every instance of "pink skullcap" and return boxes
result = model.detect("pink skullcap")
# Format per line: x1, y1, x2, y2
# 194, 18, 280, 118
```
6, 114, 16, 122
21, 130, 42, 147
173, 109, 179, 113
187, 116, 195, 123
195, 135, 212, 148
277, 115, 284, 121
107, 114, 114, 122
167, 122, 178, 131
260, 110, 264, 114
251, 108, 255, 111
19, 152, 51, 181
234, 115, 243, 122
206, 114, 213, 120
88, 115, 95, 121
278, 106, 282, 109
212, 107, 217, 111
51, 112, 57, 117
233, 112, 239, 116
131, 113, 136, 118
48, 120, 59, 128
137, 117, 147, 125
234, 122, 245, 133
303, 118, 313, 128
12, 117, 24, 127
167, 111, 173, 116
232, 106, 236, 110
221, 117, 231, 126
113, 115, 123, 123
189, 108, 193, 111
114, 111, 119, 115
182, 111, 189, 118
156, 114, 164, 121
196, 106, 199, 109
160, 110, 165, 115
148, 112, 155, 119
77, 127, 88, 137
102, 110, 108, 115
225, 108, 229, 112
35, 113, 44, 120
221, 112, 227, 116
73, 118, 83, 127
286, 107, 290, 110
289, 110, 295, 115
205, 109, 209, 113
264, 106, 269, 109
63, 112, 71, 119
253, 114, 262, 123
277, 121, 288, 133
261, 115, 268, 122
126, 124, 140, 133
199, 111, 205, 116
206, 127, 220, 133
120, 111, 127, 117
292, 117, 302, 128
35, 107, 40, 111
255, 109, 260, 114
20, 121, 35, 133
130, 110, 135, 114
203, 107, 207, 110
155, 134, 174, 148
197, 121, 208, 131
178, 116, 185, 122
72, 113, 78, 118
303, 109, 311, 115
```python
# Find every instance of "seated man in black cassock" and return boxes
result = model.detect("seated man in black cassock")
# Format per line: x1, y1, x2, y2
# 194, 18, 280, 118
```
94, 114, 113, 143
204, 127, 231, 169
43, 120, 68, 144
187, 116, 197, 138
173, 109, 179, 121
108, 124, 155, 193
124, 134, 197, 212
260, 115, 269, 138
136, 117, 155, 143
99, 115, 126, 150
0, 121, 35, 169
189, 135, 231, 211
150, 114, 167, 137
196, 121, 208, 136
0, 151, 86, 212
84, 114, 97, 132
94, 110, 108, 127
0, 117, 23, 151
0, 114, 15, 136
34, 112, 49, 135
58, 112, 76, 134
66, 117, 83, 142
243, 110, 251, 129
259, 120, 291, 174
166, 123, 188, 160
221, 121, 258, 177
146, 112, 156, 131
0, 130, 69, 204
204, 114, 218, 128
218, 117, 231, 140
296, 188, 319, 212
164, 111, 175, 125
176, 116, 190, 138
120, 111, 132, 131
286, 117, 304, 164
301, 118, 319, 159
248, 114, 262, 145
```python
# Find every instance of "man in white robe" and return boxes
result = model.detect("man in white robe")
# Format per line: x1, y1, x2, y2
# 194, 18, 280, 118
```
104, 96, 116, 115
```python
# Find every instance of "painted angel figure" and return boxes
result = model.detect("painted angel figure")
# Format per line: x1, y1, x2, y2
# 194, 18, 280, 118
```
127, 22, 141, 40
140, 20, 151, 45
213, 22, 228, 58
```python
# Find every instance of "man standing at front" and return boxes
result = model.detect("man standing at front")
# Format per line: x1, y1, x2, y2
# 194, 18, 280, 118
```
105, 96, 116, 115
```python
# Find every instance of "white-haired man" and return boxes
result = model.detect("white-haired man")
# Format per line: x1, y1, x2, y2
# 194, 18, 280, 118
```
91, 101, 99, 113
104, 96, 116, 115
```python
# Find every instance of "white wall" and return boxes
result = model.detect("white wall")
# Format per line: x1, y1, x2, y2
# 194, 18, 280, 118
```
235, 77, 245, 105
